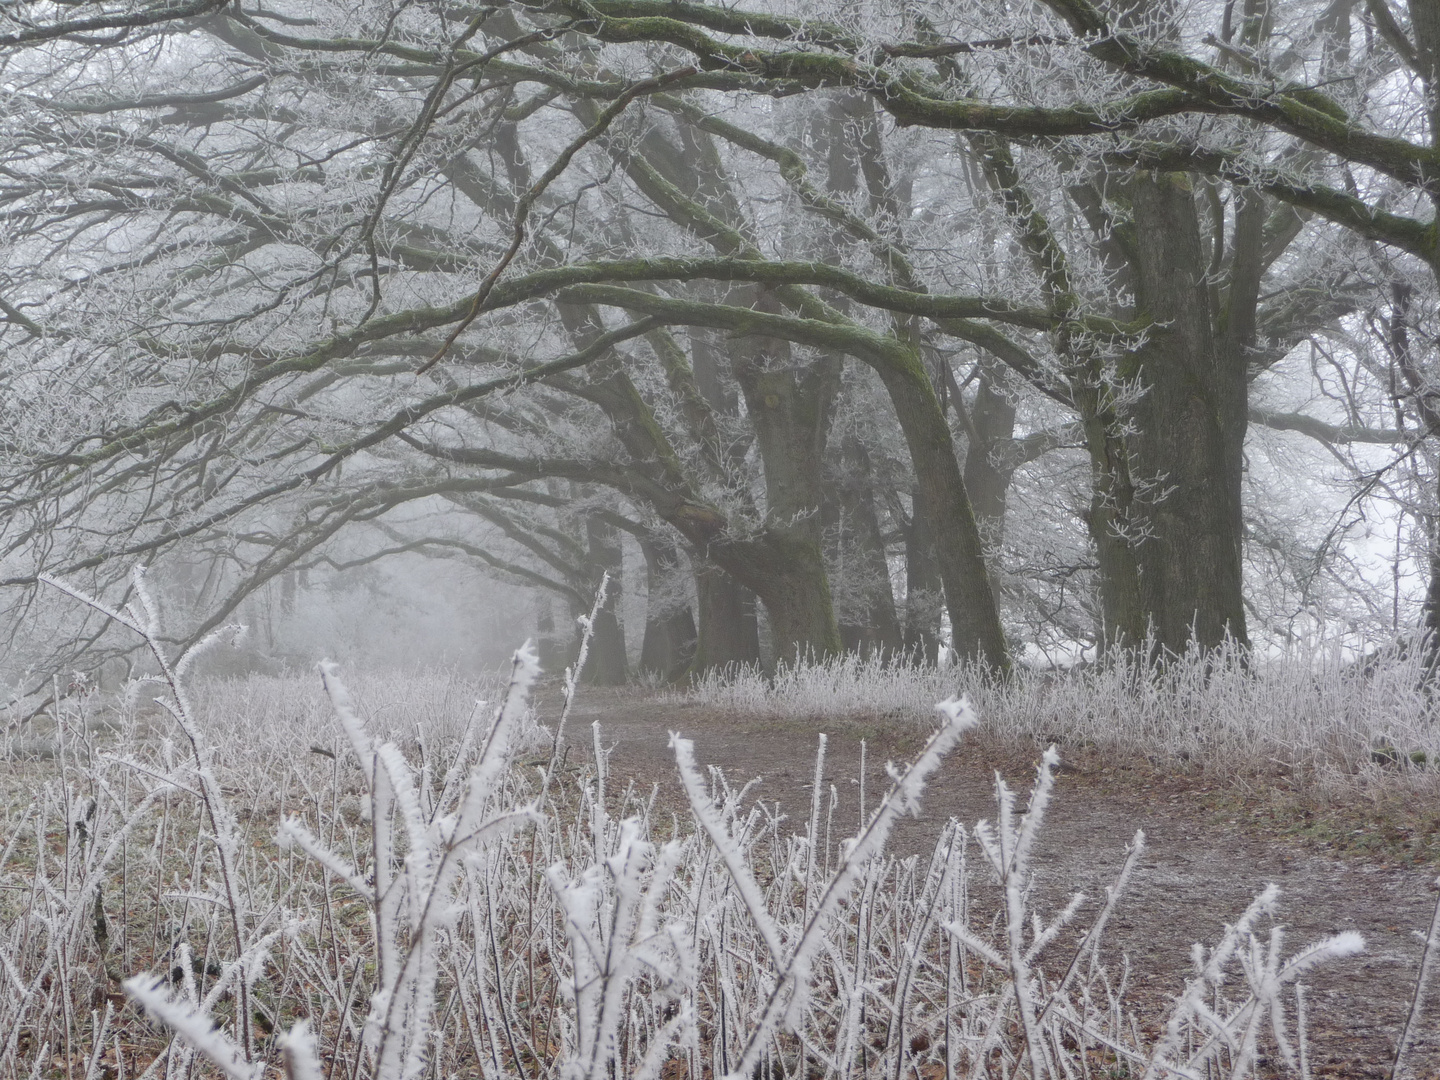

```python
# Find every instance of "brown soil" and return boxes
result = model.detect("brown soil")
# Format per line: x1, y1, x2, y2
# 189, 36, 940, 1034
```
554, 687, 1440, 1079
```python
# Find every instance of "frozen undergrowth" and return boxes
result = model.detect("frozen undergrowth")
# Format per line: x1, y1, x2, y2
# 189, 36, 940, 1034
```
684, 646, 1440, 786
0, 572, 1436, 1080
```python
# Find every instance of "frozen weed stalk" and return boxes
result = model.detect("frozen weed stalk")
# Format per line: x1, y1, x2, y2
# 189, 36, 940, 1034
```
7, 570, 1398, 1080
271, 651, 543, 1080
945, 748, 1369, 1079
38, 567, 264, 1060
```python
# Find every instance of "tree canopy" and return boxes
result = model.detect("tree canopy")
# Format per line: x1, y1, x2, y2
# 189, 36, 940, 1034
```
2, 0, 1437, 689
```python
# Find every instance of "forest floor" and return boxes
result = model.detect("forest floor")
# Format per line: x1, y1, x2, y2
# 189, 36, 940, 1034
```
555, 686, 1440, 1079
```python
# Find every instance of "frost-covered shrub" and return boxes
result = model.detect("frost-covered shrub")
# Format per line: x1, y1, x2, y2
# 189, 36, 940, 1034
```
685, 645, 1440, 783
1, 572, 1433, 1080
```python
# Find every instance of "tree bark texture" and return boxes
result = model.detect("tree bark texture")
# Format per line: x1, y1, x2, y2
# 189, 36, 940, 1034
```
874, 350, 1010, 668
693, 564, 762, 672
831, 435, 903, 656
730, 288, 845, 661
1107, 173, 1250, 655
962, 369, 1020, 548
638, 537, 698, 681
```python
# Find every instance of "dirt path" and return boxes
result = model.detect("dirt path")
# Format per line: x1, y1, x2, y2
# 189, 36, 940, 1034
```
556, 688, 1440, 1079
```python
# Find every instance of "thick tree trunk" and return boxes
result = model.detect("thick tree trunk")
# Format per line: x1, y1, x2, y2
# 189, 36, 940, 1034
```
902, 486, 944, 663
1070, 174, 1259, 658
751, 534, 844, 664
693, 565, 761, 672
638, 538, 697, 681
584, 604, 628, 685
1125, 174, 1249, 655
730, 290, 845, 661
828, 91, 1002, 665
874, 350, 1010, 670
575, 101, 998, 667
962, 370, 1019, 545
834, 436, 903, 657
974, 128, 1254, 661
535, 593, 570, 674
960, 367, 1020, 612
640, 605, 698, 681
1081, 411, 1148, 651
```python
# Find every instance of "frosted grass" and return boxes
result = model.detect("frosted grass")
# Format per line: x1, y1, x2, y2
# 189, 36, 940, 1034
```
684, 644, 1440, 783
1, 665, 1385, 1080
2, 575, 1436, 1080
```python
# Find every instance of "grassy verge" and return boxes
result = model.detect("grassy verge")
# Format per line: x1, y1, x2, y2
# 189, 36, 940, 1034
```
0, 645, 1435, 1080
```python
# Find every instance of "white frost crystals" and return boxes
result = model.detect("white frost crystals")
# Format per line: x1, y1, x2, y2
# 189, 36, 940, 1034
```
271, 646, 545, 1080
2, 573, 1391, 1080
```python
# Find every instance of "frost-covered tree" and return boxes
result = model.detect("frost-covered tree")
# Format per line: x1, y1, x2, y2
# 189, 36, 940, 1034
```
7, 0, 1440, 686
